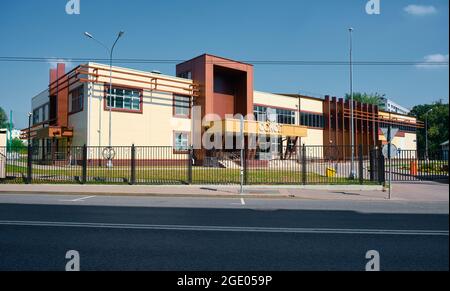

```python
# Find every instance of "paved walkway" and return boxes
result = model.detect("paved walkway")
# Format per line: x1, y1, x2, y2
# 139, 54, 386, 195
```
0, 182, 448, 202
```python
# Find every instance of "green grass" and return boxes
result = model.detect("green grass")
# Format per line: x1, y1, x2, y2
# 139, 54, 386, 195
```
4, 164, 379, 185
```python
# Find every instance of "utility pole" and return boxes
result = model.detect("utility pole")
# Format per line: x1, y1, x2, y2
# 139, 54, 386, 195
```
8, 110, 12, 151
349, 27, 356, 179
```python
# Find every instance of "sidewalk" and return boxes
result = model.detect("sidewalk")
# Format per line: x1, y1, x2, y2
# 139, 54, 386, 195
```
0, 182, 448, 202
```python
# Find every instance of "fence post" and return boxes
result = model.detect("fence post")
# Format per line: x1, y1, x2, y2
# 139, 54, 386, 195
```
130, 144, 136, 185
358, 144, 364, 185
369, 147, 376, 182
188, 146, 193, 185
243, 148, 248, 185
26, 143, 32, 184
377, 147, 385, 185
302, 144, 307, 185
82, 144, 87, 184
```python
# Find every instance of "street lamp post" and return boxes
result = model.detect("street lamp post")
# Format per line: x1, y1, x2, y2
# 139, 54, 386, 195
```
84, 31, 125, 168
349, 27, 355, 179
27, 112, 33, 184
425, 109, 433, 160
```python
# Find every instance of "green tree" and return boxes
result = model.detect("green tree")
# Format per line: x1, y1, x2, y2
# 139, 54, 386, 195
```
410, 101, 449, 154
0, 106, 9, 128
345, 92, 385, 106
7, 138, 26, 153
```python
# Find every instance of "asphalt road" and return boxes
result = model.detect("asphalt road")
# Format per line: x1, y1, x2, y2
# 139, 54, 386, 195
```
0, 195, 448, 271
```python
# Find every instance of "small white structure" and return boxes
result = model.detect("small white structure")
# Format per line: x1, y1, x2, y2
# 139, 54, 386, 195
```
379, 97, 410, 115
441, 141, 449, 160
0, 129, 7, 179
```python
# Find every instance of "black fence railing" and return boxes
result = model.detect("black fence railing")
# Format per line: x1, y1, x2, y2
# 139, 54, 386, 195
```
0, 145, 447, 185
386, 149, 449, 181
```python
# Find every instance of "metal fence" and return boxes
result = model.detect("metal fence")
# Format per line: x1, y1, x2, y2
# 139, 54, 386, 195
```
0, 145, 447, 185
387, 149, 449, 182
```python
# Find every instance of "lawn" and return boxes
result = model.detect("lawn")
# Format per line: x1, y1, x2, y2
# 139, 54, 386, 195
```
4, 164, 379, 185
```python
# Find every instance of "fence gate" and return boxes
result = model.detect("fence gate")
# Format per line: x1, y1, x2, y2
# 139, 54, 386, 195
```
387, 149, 449, 182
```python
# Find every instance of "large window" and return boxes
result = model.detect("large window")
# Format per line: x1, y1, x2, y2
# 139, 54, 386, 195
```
253, 106, 296, 125
254, 106, 268, 122
69, 86, 84, 114
276, 108, 295, 125
300, 112, 324, 128
174, 132, 189, 152
173, 95, 191, 117
33, 108, 41, 125
106, 87, 141, 112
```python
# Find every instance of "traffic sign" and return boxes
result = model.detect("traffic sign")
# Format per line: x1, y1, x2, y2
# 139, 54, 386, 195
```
380, 127, 399, 143
382, 144, 398, 158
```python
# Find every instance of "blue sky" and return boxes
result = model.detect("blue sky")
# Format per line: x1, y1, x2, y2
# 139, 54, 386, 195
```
0, 0, 448, 128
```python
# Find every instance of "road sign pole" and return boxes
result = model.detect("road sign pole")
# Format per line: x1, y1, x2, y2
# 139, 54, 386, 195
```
388, 126, 392, 200
240, 115, 244, 195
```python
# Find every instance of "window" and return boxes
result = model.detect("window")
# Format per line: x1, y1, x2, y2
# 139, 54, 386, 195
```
33, 108, 41, 125
254, 106, 268, 122
174, 132, 189, 152
253, 106, 295, 125
69, 86, 84, 114
177, 71, 192, 80
173, 95, 191, 117
106, 87, 141, 112
43, 104, 49, 121
276, 108, 295, 125
300, 112, 324, 128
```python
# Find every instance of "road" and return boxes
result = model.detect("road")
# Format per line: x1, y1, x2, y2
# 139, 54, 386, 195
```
0, 194, 448, 271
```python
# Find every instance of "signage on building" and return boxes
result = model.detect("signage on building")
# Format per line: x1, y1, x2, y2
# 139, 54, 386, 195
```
258, 121, 282, 135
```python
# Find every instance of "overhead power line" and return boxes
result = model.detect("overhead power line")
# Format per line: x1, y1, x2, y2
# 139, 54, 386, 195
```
0, 56, 448, 66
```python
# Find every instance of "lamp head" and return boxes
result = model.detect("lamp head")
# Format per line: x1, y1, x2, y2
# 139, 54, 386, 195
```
84, 32, 94, 39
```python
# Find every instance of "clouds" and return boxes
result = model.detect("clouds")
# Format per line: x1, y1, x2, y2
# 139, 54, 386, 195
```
404, 4, 438, 16
47, 58, 74, 69
416, 54, 449, 69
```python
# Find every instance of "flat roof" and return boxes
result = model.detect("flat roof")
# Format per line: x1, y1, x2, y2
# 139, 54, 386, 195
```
176, 53, 254, 67
88, 62, 192, 83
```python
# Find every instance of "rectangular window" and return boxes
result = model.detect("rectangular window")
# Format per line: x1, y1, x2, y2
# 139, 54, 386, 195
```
177, 71, 192, 80
33, 108, 41, 125
106, 87, 142, 112
173, 95, 191, 117
69, 86, 84, 114
174, 132, 189, 152
300, 112, 324, 129
254, 106, 268, 122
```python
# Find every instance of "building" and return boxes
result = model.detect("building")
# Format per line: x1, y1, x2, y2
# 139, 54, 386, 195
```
379, 97, 410, 115
24, 54, 422, 163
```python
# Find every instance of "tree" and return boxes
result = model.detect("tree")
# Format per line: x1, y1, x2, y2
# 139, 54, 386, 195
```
7, 138, 26, 153
0, 106, 9, 129
410, 101, 449, 154
345, 92, 385, 106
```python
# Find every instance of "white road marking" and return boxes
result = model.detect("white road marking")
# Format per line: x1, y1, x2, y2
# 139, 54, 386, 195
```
240, 198, 246, 205
0, 220, 447, 236
59, 196, 96, 202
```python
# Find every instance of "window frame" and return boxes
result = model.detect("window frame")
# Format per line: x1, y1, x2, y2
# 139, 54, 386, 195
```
173, 131, 190, 154
104, 85, 143, 114
69, 86, 84, 115
173, 94, 191, 118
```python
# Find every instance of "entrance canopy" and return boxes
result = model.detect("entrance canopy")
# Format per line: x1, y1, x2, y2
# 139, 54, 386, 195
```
208, 119, 308, 137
